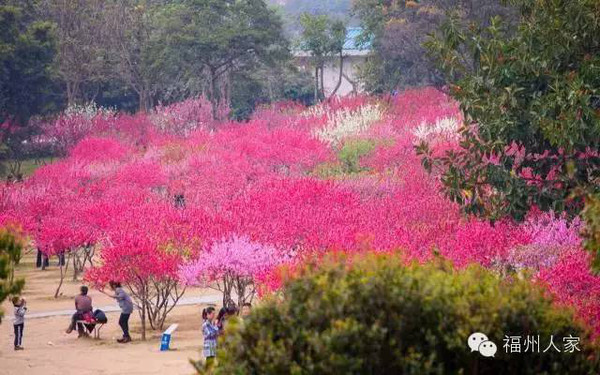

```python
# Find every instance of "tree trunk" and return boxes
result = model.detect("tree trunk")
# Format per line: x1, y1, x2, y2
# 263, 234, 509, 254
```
267, 75, 274, 102
222, 71, 231, 114
328, 52, 345, 100
139, 89, 150, 113
58, 252, 65, 266
54, 253, 69, 298
314, 66, 320, 102
137, 281, 147, 341
66, 81, 80, 107
86, 84, 101, 103
320, 63, 325, 100
342, 72, 358, 95
208, 66, 220, 122
140, 301, 147, 341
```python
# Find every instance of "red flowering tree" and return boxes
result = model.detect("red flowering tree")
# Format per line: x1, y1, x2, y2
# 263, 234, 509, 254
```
85, 239, 186, 339
84, 196, 196, 339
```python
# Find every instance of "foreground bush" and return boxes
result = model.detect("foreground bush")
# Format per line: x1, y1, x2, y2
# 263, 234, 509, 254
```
200, 254, 599, 374
0, 228, 24, 323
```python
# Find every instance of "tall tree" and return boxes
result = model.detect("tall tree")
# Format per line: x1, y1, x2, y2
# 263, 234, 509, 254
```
166, 0, 289, 121
229, 59, 314, 121
421, 0, 600, 221
352, 0, 517, 93
299, 13, 346, 101
269, 0, 352, 35
0, 2, 57, 177
39, 0, 112, 106
104, 1, 171, 112
0, 3, 56, 124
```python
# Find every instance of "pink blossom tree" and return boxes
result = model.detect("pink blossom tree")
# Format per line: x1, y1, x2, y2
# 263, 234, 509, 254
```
180, 235, 288, 308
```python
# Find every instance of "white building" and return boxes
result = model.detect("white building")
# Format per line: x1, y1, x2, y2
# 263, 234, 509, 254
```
294, 27, 371, 97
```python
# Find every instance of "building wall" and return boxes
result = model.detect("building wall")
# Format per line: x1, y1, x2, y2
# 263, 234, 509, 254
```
295, 54, 367, 97
322, 55, 365, 97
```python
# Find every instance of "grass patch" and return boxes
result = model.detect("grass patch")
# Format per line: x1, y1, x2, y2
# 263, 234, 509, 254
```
1, 157, 56, 180
313, 139, 377, 178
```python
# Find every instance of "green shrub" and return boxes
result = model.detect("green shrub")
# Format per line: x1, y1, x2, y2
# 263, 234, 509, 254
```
312, 161, 347, 178
583, 193, 600, 273
313, 139, 376, 178
0, 228, 24, 324
338, 139, 376, 174
198, 254, 599, 375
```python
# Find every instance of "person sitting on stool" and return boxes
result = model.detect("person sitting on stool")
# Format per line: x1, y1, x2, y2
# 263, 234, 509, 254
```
65, 286, 93, 337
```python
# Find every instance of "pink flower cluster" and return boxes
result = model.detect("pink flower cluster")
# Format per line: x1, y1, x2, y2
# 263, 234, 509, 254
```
39, 97, 215, 156
180, 235, 287, 287
1, 88, 598, 337
152, 97, 214, 136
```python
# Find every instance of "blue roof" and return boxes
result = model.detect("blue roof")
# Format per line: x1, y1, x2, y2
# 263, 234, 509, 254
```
343, 27, 371, 51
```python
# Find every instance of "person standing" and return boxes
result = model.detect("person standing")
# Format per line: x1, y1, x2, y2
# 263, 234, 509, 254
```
216, 305, 237, 336
105, 281, 134, 343
12, 297, 27, 350
202, 307, 218, 368
240, 303, 252, 320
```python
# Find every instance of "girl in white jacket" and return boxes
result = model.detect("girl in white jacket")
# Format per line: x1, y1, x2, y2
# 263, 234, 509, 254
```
12, 296, 27, 350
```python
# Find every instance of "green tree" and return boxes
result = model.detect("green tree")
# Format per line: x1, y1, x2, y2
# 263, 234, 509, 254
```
298, 13, 347, 101
164, 0, 289, 121
104, 1, 172, 112
0, 3, 56, 125
0, 2, 57, 178
421, 0, 600, 221
0, 228, 25, 323
39, 0, 113, 106
583, 193, 600, 273
197, 254, 599, 374
229, 60, 314, 121
352, 0, 516, 93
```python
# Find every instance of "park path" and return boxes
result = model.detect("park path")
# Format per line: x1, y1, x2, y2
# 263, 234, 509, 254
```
10, 294, 221, 320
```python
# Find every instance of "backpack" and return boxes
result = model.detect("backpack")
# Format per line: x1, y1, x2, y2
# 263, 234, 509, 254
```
93, 309, 108, 324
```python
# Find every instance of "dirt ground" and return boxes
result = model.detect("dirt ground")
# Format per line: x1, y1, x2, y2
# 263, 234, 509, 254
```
1, 251, 217, 375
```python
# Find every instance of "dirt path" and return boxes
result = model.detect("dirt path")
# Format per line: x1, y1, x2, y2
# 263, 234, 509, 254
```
1, 253, 220, 375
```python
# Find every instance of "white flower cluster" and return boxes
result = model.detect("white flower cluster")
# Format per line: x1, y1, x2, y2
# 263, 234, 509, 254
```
150, 99, 212, 136
301, 104, 326, 118
413, 117, 460, 144
314, 104, 382, 145
64, 102, 115, 120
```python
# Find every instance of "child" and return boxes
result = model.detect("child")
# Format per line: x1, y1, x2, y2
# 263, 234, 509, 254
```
202, 306, 218, 368
215, 307, 226, 335
12, 296, 27, 350
216, 305, 238, 335
241, 302, 252, 320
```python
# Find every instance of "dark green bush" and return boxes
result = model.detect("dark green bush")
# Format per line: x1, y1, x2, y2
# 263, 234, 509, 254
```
197, 254, 599, 374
